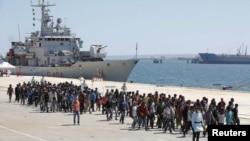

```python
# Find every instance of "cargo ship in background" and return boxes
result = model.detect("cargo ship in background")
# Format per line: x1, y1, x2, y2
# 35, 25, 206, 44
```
198, 44, 250, 64
5, 0, 138, 82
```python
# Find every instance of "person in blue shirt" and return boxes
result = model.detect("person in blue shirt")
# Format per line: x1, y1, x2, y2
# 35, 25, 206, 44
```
67, 91, 74, 112
89, 89, 96, 113
33, 89, 39, 107
225, 106, 233, 125
26, 87, 33, 105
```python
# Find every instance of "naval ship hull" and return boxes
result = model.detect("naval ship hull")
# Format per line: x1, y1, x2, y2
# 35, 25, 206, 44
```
198, 53, 250, 64
14, 59, 138, 82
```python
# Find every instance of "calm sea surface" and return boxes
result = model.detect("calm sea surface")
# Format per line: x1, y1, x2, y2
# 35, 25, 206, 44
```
127, 59, 250, 92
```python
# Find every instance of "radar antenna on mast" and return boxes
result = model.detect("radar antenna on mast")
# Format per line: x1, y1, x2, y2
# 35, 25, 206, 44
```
30, 0, 56, 33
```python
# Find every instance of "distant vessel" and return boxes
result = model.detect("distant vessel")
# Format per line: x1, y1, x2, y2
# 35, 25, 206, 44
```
5, 0, 138, 82
199, 44, 250, 64
153, 56, 164, 63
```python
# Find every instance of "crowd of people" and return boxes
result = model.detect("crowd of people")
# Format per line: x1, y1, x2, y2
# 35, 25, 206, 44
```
6, 77, 240, 141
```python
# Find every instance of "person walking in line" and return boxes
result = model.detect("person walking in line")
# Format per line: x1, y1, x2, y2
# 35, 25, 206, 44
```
78, 92, 84, 115
131, 101, 138, 129
14, 84, 20, 102
121, 83, 127, 94
89, 89, 96, 114
106, 97, 113, 121
119, 99, 126, 124
72, 97, 80, 125
192, 106, 204, 141
138, 101, 148, 130
7, 84, 13, 102
79, 76, 88, 92
44, 91, 50, 112
232, 104, 240, 125
217, 108, 225, 125
146, 99, 155, 129
183, 105, 194, 137
163, 103, 173, 133
225, 106, 234, 125
31, 76, 36, 83
66, 91, 74, 112
20, 84, 26, 105
33, 89, 39, 107
156, 100, 165, 129
40, 75, 46, 83
203, 107, 215, 137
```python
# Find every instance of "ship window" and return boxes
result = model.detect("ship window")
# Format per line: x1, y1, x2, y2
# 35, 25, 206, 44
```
48, 38, 51, 41
65, 38, 69, 41
60, 43, 64, 45
52, 38, 55, 41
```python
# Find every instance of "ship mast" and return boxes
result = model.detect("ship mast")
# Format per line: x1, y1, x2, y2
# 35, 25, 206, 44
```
30, 0, 55, 35
18, 24, 21, 42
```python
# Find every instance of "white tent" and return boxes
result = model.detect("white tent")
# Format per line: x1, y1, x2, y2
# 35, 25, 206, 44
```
0, 62, 16, 69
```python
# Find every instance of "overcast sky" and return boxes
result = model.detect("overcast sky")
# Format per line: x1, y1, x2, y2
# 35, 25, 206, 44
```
1, 0, 250, 56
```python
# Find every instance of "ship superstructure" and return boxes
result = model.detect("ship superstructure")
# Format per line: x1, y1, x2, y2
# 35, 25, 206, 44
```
5, 0, 138, 81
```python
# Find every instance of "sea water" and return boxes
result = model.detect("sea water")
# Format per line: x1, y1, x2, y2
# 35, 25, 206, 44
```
127, 59, 250, 92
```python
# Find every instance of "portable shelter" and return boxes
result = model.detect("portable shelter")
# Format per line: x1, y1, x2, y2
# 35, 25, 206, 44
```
0, 62, 16, 69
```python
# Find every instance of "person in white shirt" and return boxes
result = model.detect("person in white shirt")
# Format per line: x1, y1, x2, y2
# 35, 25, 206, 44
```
79, 76, 88, 91
131, 102, 138, 129
192, 106, 204, 141
40, 76, 46, 83
31, 76, 36, 83
121, 83, 127, 93
217, 109, 225, 125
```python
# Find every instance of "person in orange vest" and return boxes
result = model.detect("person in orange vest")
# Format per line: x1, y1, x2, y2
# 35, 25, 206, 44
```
72, 96, 80, 125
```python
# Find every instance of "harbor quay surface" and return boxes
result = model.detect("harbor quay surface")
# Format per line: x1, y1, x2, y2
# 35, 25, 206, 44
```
0, 75, 250, 141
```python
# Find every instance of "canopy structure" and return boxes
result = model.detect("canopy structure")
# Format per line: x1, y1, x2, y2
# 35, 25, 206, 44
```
0, 62, 16, 69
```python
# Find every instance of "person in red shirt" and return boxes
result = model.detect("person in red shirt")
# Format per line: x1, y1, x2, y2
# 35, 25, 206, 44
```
78, 92, 84, 115
72, 97, 80, 125
138, 101, 148, 130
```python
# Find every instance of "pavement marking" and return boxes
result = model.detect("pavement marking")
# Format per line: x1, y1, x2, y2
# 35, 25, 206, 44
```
0, 125, 48, 141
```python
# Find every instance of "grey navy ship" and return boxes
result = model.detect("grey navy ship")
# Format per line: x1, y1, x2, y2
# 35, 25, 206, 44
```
5, 0, 138, 82
199, 44, 250, 64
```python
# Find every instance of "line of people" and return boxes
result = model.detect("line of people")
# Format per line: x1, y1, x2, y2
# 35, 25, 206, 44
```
7, 79, 240, 141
